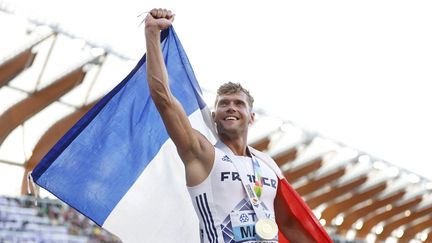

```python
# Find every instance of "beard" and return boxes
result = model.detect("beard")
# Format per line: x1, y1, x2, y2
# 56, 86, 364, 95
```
215, 119, 247, 139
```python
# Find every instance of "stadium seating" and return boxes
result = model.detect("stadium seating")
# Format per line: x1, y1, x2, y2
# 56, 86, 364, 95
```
0, 194, 120, 242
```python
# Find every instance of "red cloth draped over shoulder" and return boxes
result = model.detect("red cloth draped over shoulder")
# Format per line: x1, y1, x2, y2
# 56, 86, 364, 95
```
276, 178, 333, 243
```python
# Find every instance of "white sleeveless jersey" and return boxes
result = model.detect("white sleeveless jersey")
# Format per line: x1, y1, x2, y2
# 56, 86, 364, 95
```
187, 145, 279, 243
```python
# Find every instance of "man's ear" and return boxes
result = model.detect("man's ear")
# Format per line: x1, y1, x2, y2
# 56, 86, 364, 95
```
212, 111, 216, 122
249, 112, 255, 125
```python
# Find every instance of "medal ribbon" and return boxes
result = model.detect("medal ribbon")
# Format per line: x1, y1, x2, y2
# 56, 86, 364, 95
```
252, 157, 263, 198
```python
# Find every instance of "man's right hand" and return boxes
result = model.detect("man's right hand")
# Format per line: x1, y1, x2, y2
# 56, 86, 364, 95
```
145, 8, 174, 31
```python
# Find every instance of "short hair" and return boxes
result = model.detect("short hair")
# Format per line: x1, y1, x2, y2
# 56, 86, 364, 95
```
215, 82, 254, 109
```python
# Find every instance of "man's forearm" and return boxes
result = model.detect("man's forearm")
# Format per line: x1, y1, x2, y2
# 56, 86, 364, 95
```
145, 26, 172, 106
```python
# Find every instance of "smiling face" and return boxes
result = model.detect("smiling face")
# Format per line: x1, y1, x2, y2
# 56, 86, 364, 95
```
212, 91, 255, 140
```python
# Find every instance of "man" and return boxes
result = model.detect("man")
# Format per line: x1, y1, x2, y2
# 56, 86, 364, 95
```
145, 8, 315, 243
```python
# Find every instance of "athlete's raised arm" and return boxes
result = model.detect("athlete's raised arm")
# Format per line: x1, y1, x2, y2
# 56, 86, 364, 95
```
144, 9, 214, 186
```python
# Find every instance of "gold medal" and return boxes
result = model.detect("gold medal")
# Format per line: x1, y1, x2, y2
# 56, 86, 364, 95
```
255, 218, 278, 240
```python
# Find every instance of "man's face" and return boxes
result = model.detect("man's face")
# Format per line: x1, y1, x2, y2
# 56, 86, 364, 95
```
212, 92, 255, 137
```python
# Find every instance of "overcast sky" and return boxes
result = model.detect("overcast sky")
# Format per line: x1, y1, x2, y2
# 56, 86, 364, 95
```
3, 0, 432, 183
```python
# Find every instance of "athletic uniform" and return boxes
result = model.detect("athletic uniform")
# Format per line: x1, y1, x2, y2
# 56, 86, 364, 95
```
188, 141, 280, 243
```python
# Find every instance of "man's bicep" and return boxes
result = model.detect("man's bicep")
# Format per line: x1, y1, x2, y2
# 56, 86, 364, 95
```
157, 98, 211, 161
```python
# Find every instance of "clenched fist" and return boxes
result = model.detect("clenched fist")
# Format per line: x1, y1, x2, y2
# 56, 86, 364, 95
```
145, 8, 175, 31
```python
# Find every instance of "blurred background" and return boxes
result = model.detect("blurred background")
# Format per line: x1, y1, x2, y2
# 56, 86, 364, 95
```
0, 0, 431, 242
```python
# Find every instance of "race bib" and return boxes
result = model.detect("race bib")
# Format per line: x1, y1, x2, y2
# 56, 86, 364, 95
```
229, 210, 277, 243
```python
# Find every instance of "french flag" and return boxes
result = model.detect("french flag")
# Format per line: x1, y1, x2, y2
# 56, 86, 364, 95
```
32, 27, 331, 243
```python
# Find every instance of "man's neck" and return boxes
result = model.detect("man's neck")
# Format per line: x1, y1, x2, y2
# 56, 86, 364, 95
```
219, 135, 250, 157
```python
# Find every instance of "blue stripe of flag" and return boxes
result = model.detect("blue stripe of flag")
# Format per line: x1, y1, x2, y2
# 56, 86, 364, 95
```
32, 27, 206, 225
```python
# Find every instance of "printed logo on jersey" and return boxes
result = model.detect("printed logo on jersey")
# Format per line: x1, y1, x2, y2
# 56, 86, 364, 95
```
222, 155, 232, 163
239, 213, 249, 223
220, 172, 277, 189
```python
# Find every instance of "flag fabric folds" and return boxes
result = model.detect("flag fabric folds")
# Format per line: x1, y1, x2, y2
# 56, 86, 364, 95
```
32, 27, 216, 242
32, 27, 331, 243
